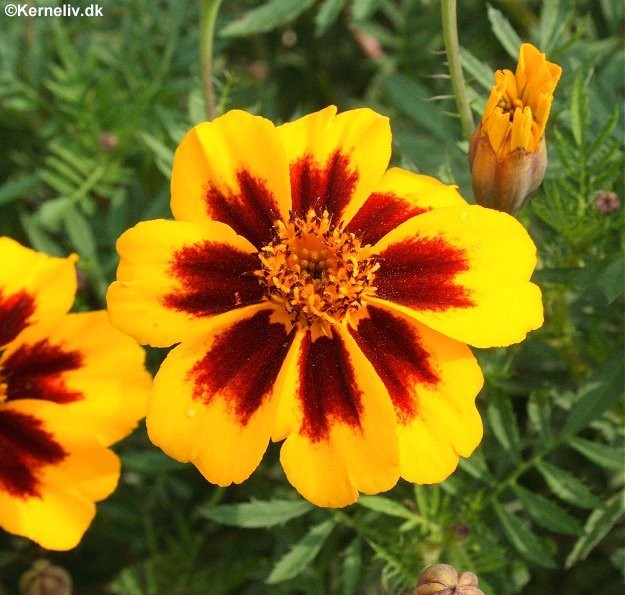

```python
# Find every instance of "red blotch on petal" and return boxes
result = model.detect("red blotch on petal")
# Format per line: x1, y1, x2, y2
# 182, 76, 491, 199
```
0, 290, 35, 348
188, 310, 295, 425
298, 332, 362, 442
349, 306, 439, 423
347, 192, 428, 246
163, 242, 264, 318
205, 170, 280, 248
375, 236, 474, 311
290, 151, 359, 219
2, 340, 83, 404
0, 409, 67, 499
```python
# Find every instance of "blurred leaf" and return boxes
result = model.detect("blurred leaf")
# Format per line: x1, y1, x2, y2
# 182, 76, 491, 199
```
492, 501, 556, 568
565, 492, 625, 568
63, 204, 96, 260
266, 518, 334, 583
538, 1, 571, 55
139, 132, 175, 179
527, 391, 552, 439
535, 461, 603, 509
351, 0, 382, 22
20, 212, 64, 256
0, 174, 41, 206
570, 70, 589, 147
514, 484, 583, 536
567, 436, 625, 471
341, 537, 362, 595
597, 256, 625, 303
487, 5, 523, 59
315, 0, 346, 36
357, 495, 415, 520
122, 450, 186, 474
562, 350, 625, 437
460, 47, 495, 91
221, 0, 316, 37
198, 499, 313, 528
486, 394, 522, 462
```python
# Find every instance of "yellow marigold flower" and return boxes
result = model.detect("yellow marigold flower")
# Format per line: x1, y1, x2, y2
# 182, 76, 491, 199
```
107, 106, 543, 507
469, 43, 562, 212
0, 237, 150, 550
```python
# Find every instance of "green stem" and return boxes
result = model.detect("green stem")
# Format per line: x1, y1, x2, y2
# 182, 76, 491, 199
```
200, 0, 224, 121
441, 0, 474, 139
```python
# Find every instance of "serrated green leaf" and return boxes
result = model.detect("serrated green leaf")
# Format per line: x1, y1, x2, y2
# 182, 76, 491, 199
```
266, 518, 334, 584
221, 0, 316, 37
341, 537, 362, 595
198, 499, 313, 528
514, 484, 583, 536
535, 461, 602, 509
527, 391, 552, 439
570, 71, 589, 147
315, 0, 346, 36
565, 492, 625, 568
563, 350, 625, 437
357, 495, 415, 519
492, 501, 556, 568
567, 436, 625, 471
487, 5, 523, 59
487, 394, 521, 461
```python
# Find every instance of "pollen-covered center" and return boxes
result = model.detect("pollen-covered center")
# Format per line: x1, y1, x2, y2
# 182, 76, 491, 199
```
257, 209, 378, 330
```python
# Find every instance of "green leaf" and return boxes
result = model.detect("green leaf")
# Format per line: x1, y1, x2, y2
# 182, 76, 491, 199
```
487, 5, 523, 59
351, 0, 382, 22
122, 450, 185, 474
63, 205, 96, 260
514, 484, 583, 536
565, 492, 625, 568
341, 537, 362, 595
570, 70, 589, 147
266, 518, 334, 583
527, 391, 552, 439
357, 495, 414, 520
535, 461, 602, 509
221, 0, 316, 37
567, 436, 625, 471
0, 174, 41, 206
538, 1, 571, 54
492, 501, 556, 568
598, 256, 625, 303
315, 0, 346, 37
460, 47, 495, 91
562, 350, 625, 437
198, 499, 313, 528
486, 394, 522, 461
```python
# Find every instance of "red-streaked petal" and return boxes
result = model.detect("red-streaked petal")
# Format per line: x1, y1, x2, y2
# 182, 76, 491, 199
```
0, 237, 77, 348
107, 219, 265, 347
170, 110, 291, 248
0, 400, 121, 551
278, 328, 399, 507
371, 205, 543, 347
0, 407, 66, 499
346, 168, 467, 245
147, 308, 295, 486
277, 106, 391, 223
348, 304, 483, 483
1, 311, 150, 447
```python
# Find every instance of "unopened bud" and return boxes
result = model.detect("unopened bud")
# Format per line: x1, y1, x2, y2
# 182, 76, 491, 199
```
412, 563, 484, 595
19, 559, 72, 595
594, 190, 620, 214
99, 132, 118, 152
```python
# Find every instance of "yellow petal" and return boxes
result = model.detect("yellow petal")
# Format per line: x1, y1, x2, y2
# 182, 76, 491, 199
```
107, 219, 264, 347
0, 400, 120, 551
345, 167, 467, 245
277, 106, 391, 224
147, 308, 293, 486
0, 237, 77, 348
372, 205, 543, 347
170, 110, 291, 247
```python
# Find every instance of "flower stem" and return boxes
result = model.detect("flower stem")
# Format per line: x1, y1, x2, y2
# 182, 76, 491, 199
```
441, 0, 474, 139
200, 0, 224, 121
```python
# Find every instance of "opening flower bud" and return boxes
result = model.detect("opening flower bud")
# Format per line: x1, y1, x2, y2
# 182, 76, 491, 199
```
469, 43, 561, 213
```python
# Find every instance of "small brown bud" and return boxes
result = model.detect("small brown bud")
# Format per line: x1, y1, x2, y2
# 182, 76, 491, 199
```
594, 190, 620, 214
99, 132, 119, 152
19, 559, 73, 595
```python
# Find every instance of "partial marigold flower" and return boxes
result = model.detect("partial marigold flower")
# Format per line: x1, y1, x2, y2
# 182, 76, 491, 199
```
0, 237, 151, 550
107, 106, 543, 507
469, 43, 562, 212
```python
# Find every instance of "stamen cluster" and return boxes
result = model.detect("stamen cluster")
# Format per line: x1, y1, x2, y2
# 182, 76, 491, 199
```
257, 209, 379, 332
